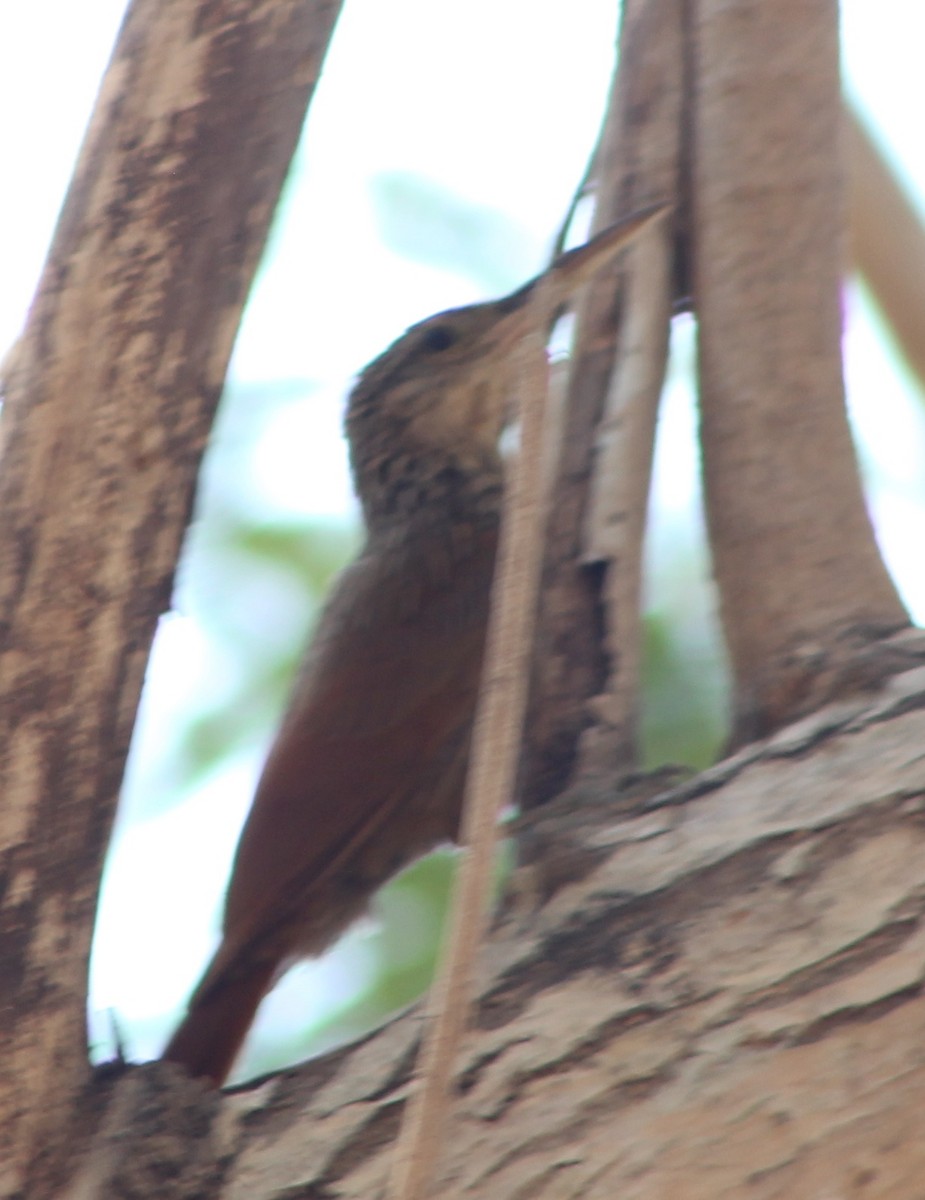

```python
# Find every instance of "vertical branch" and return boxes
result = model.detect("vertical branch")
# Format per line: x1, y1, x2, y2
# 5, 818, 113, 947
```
847, 103, 925, 394
522, 0, 683, 807
0, 0, 342, 1188
576, 221, 674, 778
691, 0, 907, 744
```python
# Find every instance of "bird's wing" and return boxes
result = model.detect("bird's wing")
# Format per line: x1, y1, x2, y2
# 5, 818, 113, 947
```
198, 529, 495, 997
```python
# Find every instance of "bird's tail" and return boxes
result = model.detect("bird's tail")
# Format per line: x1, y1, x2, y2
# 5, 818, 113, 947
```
161, 955, 278, 1087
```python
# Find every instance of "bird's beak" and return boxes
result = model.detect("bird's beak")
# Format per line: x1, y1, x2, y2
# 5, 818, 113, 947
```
489, 201, 670, 345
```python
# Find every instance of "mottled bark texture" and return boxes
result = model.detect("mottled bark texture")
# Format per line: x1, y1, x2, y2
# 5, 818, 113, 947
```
73, 632, 925, 1198
0, 1, 342, 1194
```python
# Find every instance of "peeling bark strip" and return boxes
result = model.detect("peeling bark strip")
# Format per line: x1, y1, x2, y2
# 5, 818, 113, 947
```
691, 0, 907, 743
98, 633, 925, 1198
0, 1, 343, 1193
522, 0, 683, 808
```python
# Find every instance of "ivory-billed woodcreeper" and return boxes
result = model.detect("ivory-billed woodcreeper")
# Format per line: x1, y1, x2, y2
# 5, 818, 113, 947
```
162, 206, 662, 1085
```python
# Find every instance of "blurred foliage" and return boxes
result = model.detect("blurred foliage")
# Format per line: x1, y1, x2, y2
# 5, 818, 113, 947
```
177, 513, 361, 787
641, 609, 728, 771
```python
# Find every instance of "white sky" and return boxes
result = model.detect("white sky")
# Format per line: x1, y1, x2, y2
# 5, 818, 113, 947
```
2, 1, 925, 1071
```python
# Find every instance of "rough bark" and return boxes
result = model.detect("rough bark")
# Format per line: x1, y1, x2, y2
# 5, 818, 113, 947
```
691, 0, 908, 744
0, 1, 342, 1194
71, 630, 925, 1198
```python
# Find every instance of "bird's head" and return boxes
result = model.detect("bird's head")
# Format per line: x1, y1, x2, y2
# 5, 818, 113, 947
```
346, 204, 668, 525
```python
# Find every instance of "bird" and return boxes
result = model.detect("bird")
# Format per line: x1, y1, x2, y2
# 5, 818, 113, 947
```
161, 205, 665, 1086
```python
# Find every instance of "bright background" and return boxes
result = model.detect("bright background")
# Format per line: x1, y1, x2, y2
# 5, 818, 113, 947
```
2, 1, 924, 1082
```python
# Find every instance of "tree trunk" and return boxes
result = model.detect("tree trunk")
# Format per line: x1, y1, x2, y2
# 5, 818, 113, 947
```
692, 0, 906, 746
70, 635, 925, 1197
0, 1, 342, 1193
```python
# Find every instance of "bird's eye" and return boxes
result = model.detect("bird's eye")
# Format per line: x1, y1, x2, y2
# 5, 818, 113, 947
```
421, 324, 457, 353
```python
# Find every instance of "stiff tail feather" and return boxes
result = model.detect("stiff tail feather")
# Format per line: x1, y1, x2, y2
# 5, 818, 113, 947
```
162, 955, 277, 1087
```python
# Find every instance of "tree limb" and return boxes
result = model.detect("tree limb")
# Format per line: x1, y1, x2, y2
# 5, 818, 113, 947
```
522, 0, 683, 806
122, 630, 925, 1198
691, 0, 907, 744
847, 102, 925, 396
0, 1, 342, 1192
